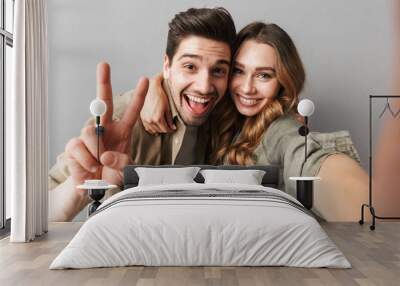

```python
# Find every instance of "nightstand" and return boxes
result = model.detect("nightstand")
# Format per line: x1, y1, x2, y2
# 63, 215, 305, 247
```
289, 177, 321, 210
77, 180, 117, 215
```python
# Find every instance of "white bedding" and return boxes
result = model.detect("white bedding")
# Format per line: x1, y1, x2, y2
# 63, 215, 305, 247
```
50, 183, 351, 269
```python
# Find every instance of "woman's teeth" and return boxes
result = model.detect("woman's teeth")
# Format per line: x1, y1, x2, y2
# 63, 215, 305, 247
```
186, 95, 211, 104
239, 95, 258, 106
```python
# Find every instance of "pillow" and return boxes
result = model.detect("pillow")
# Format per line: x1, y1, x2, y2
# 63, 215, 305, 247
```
200, 169, 266, 185
135, 167, 201, 186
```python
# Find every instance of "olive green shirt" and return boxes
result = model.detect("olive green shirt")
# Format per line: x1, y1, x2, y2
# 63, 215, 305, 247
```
48, 80, 209, 192
252, 114, 361, 198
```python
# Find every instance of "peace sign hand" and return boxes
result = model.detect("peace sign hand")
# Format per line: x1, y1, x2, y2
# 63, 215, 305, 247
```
65, 62, 149, 194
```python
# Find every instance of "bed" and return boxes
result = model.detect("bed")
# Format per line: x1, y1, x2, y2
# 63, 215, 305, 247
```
49, 165, 350, 269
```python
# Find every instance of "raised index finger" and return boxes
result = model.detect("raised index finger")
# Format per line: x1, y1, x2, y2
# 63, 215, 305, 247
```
121, 77, 149, 128
96, 62, 113, 125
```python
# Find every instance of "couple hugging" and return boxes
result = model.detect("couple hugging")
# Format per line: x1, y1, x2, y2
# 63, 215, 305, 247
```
49, 7, 367, 222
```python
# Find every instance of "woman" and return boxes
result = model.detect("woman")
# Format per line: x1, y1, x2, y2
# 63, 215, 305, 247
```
141, 22, 368, 221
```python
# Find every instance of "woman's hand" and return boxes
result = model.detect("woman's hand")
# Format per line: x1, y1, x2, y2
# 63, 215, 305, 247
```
140, 73, 176, 135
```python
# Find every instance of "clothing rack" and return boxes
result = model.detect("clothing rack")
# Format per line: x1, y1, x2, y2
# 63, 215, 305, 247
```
359, 95, 400, 230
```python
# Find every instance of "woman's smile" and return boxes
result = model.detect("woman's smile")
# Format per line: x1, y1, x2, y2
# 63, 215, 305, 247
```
235, 93, 262, 107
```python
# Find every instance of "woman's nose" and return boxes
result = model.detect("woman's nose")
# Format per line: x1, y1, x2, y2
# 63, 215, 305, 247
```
241, 76, 256, 94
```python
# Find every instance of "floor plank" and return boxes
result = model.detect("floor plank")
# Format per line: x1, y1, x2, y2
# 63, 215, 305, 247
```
0, 222, 399, 286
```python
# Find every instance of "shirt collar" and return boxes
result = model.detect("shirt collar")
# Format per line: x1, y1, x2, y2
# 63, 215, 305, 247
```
162, 79, 181, 124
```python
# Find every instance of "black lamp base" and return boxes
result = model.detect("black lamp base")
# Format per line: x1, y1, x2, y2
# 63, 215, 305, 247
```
88, 188, 106, 216
296, 180, 314, 210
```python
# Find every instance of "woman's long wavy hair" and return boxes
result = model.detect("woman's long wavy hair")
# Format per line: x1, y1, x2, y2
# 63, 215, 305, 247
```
209, 22, 306, 165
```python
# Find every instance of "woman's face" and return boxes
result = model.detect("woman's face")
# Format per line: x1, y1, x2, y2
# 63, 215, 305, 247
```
230, 40, 280, 117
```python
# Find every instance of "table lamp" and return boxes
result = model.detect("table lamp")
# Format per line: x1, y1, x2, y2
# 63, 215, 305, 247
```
297, 99, 315, 162
289, 99, 320, 210
77, 99, 117, 215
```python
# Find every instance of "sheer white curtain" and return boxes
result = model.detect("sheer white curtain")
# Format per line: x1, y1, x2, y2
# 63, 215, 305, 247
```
7, 0, 48, 242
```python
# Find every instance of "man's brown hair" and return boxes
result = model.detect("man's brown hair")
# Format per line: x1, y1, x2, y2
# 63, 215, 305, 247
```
166, 7, 236, 63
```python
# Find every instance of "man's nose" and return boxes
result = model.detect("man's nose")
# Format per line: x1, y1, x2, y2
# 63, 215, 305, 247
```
193, 70, 214, 95
241, 75, 256, 94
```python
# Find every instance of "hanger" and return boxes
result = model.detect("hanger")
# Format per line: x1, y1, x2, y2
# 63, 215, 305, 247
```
378, 98, 400, 118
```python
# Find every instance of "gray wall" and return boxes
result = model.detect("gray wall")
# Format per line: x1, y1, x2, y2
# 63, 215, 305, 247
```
48, 0, 395, 169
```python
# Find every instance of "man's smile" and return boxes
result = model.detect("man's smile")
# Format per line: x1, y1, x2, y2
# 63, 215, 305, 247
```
183, 92, 216, 116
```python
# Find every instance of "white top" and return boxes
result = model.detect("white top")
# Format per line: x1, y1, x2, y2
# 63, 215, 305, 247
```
289, 176, 321, 181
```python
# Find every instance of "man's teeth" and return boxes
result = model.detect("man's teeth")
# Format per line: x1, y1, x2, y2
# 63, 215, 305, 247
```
239, 96, 258, 106
186, 95, 211, 104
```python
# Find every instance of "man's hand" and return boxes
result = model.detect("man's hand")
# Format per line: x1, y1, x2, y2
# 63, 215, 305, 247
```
65, 62, 149, 197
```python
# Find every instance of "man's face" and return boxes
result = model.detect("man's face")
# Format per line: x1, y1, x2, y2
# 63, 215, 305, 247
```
163, 36, 231, 126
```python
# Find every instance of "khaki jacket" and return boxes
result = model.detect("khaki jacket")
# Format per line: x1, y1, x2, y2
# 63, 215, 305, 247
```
253, 114, 361, 198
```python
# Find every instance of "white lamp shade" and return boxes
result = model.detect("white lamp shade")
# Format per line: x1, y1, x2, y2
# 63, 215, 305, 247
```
297, 99, 315, 117
90, 99, 107, 116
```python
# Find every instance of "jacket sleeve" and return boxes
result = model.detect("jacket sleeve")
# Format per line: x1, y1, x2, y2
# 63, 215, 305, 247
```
260, 115, 361, 198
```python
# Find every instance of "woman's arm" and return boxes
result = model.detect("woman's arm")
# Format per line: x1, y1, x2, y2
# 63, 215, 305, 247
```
368, 2, 400, 217
140, 74, 175, 134
259, 115, 368, 221
314, 2, 399, 221
314, 153, 369, 221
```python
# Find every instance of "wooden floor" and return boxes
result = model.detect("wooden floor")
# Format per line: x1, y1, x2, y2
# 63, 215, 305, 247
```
0, 222, 399, 286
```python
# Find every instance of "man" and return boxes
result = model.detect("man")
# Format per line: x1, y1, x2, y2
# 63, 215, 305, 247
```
48, 7, 236, 221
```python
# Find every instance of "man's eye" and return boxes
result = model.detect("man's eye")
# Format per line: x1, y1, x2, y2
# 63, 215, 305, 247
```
213, 67, 227, 77
232, 67, 243, 75
183, 64, 196, 70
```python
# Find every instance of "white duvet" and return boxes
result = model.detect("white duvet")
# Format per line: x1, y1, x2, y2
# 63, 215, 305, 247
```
50, 183, 351, 269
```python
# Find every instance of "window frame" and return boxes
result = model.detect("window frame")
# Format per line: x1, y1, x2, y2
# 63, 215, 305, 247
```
0, 0, 14, 235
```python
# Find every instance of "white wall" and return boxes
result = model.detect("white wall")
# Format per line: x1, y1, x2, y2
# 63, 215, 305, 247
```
48, 0, 396, 169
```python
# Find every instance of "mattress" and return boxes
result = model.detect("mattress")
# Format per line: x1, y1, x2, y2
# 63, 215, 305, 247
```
50, 183, 350, 269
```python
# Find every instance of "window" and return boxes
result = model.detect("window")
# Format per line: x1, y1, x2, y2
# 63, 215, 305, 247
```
0, 0, 14, 235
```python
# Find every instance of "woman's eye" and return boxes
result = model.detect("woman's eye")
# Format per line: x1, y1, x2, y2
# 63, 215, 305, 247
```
257, 73, 272, 80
